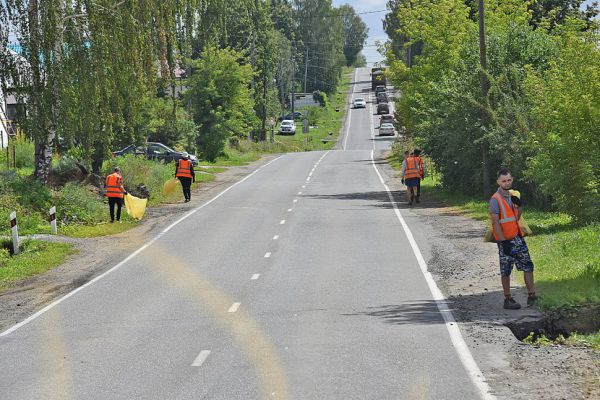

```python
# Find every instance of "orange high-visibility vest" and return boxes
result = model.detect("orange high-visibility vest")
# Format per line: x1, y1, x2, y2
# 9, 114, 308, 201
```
176, 159, 193, 178
105, 173, 124, 198
404, 156, 421, 180
415, 156, 424, 177
491, 192, 524, 241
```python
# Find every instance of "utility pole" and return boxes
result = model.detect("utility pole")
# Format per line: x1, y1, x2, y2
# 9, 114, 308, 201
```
478, 0, 490, 196
291, 44, 296, 117
304, 47, 309, 94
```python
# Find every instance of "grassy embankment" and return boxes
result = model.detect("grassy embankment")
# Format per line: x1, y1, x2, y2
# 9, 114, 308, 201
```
389, 152, 599, 347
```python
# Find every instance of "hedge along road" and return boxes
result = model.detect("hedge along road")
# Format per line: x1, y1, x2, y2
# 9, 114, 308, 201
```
0, 68, 493, 399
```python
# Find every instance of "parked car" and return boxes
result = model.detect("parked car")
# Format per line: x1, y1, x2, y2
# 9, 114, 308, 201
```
352, 98, 367, 108
377, 102, 390, 115
278, 119, 296, 135
112, 142, 199, 166
279, 111, 303, 121
380, 115, 394, 126
375, 85, 386, 95
376, 92, 388, 103
379, 122, 395, 136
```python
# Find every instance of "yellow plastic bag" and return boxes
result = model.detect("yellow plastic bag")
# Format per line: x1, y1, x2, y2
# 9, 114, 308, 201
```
124, 194, 148, 220
163, 178, 180, 195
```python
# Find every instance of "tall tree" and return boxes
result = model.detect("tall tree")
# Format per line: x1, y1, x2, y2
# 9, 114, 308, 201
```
338, 4, 368, 67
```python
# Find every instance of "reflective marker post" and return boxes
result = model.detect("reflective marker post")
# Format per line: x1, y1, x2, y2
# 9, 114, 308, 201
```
49, 206, 57, 235
10, 211, 19, 255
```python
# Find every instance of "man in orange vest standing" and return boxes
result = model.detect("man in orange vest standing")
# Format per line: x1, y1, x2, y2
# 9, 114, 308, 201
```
105, 167, 127, 222
490, 168, 536, 310
402, 151, 423, 205
175, 152, 195, 203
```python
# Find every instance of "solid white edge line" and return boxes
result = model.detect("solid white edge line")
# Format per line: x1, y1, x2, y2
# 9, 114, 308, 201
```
369, 152, 495, 400
228, 302, 241, 313
191, 350, 211, 367
342, 68, 358, 151
251, 274, 260, 280
0, 155, 285, 338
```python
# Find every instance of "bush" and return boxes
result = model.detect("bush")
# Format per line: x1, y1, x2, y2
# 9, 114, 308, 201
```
56, 182, 105, 224
312, 90, 328, 107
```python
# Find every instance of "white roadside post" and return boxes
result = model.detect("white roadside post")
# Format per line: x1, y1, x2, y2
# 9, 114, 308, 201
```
9, 211, 19, 255
49, 206, 57, 235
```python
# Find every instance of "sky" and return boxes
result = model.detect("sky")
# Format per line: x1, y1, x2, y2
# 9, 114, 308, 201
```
332, 0, 598, 66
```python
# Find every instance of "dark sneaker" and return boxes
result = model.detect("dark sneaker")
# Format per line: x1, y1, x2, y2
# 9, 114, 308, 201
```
527, 295, 537, 307
504, 297, 521, 310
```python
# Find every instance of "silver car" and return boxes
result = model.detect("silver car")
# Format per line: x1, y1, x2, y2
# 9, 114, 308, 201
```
353, 98, 367, 108
379, 122, 395, 136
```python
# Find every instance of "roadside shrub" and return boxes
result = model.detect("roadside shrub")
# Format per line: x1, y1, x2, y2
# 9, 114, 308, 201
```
56, 182, 105, 224
312, 90, 328, 107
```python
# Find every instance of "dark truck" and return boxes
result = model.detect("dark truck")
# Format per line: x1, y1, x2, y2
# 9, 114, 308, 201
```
371, 67, 386, 90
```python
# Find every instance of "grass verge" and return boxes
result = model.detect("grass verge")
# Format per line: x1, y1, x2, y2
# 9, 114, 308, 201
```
387, 157, 599, 347
0, 240, 77, 291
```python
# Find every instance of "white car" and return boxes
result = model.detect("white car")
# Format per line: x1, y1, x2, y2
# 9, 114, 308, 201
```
379, 122, 395, 136
352, 98, 367, 108
278, 119, 296, 135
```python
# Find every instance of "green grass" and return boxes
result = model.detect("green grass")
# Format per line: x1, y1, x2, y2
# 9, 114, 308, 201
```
0, 240, 77, 290
413, 174, 600, 311
564, 332, 600, 350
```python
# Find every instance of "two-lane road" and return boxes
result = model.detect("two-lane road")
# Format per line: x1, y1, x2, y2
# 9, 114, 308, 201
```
0, 68, 493, 399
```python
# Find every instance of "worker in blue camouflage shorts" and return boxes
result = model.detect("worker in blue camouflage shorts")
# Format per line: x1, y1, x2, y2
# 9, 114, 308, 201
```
489, 168, 536, 310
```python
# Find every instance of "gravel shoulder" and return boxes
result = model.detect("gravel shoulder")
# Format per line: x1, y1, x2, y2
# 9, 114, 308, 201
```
0, 156, 279, 333
377, 151, 599, 400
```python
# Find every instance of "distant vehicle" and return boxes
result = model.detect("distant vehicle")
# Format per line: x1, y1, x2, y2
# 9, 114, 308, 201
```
380, 115, 394, 126
377, 102, 390, 115
371, 68, 386, 90
278, 119, 296, 135
279, 111, 303, 121
352, 98, 366, 108
375, 85, 386, 95
379, 122, 395, 136
112, 142, 199, 166
376, 92, 388, 103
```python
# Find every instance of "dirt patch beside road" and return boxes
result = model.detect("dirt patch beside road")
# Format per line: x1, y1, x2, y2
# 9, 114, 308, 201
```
377, 152, 599, 400
0, 155, 279, 333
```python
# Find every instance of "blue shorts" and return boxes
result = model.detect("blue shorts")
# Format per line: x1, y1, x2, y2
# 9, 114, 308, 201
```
405, 178, 421, 187
497, 236, 534, 277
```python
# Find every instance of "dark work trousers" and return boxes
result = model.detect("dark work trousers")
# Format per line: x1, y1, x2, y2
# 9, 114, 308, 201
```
179, 177, 192, 201
108, 197, 123, 221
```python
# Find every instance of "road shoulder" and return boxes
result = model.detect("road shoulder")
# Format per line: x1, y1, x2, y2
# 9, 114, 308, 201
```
375, 150, 599, 400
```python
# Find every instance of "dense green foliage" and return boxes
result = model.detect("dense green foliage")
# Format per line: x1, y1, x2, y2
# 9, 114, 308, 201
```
385, 0, 599, 222
0, 0, 366, 182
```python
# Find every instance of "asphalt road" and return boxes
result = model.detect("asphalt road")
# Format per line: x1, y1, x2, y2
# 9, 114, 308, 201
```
0, 68, 491, 399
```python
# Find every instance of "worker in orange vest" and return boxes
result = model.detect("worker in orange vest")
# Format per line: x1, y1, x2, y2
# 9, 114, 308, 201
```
175, 152, 195, 203
105, 167, 127, 222
490, 168, 536, 310
402, 151, 423, 205
413, 149, 425, 201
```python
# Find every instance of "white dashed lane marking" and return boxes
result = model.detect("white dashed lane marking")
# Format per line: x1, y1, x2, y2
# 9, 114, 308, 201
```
273, 235, 279, 240
228, 303, 241, 313
264, 252, 271, 258
191, 350, 211, 367
280, 220, 286, 225
251, 274, 260, 280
